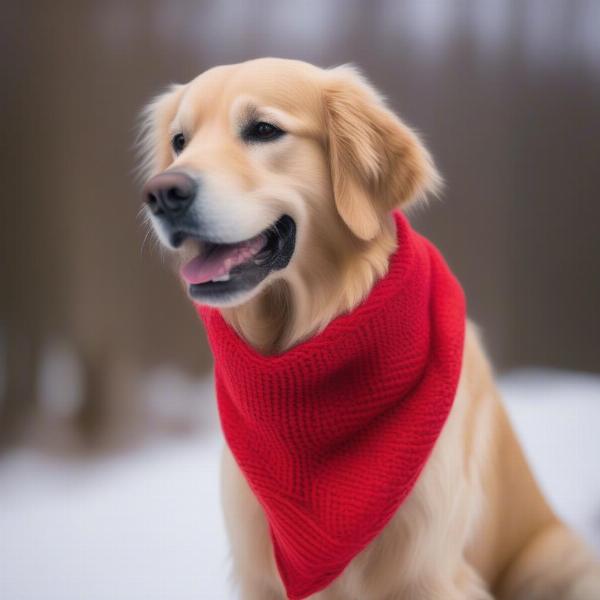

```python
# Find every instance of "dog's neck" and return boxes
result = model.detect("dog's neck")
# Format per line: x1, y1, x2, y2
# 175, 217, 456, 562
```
221, 216, 397, 354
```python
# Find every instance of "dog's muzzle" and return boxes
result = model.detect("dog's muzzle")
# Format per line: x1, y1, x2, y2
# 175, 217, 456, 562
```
142, 170, 296, 306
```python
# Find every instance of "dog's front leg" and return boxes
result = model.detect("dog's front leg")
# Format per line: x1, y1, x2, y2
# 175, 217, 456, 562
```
237, 581, 286, 600
221, 446, 287, 600
394, 566, 492, 600
495, 520, 600, 600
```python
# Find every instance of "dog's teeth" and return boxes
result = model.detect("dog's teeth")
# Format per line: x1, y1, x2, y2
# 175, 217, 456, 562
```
212, 273, 231, 282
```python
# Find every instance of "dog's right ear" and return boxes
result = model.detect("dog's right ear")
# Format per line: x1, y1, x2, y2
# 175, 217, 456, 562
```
135, 84, 184, 184
323, 66, 441, 241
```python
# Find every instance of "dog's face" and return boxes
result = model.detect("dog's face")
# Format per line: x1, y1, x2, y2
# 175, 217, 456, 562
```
139, 58, 438, 307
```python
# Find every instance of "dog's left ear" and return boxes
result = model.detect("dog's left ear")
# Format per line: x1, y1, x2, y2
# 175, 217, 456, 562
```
323, 66, 441, 241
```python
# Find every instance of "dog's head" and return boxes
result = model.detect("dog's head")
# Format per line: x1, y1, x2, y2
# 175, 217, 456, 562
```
138, 58, 439, 308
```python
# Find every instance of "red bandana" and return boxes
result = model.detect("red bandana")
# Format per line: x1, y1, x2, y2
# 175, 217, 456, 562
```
196, 211, 466, 599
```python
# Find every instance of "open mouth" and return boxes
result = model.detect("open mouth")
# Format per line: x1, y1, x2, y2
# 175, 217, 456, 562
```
179, 215, 296, 304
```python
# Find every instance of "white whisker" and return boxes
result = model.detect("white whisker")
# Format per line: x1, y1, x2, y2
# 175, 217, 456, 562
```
140, 227, 152, 257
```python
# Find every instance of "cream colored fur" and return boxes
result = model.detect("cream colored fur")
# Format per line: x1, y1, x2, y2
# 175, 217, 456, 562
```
140, 58, 600, 599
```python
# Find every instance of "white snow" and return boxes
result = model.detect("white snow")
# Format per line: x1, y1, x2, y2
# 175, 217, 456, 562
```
501, 369, 600, 553
0, 369, 599, 599
0, 434, 230, 600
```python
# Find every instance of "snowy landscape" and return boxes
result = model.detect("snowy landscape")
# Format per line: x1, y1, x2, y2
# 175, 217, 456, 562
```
1, 369, 599, 600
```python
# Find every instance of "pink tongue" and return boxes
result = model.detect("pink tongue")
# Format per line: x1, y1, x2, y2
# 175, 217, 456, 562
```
180, 235, 266, 285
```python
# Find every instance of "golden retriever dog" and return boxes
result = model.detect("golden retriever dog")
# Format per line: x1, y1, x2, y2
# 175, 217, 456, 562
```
138, 58, 600, 599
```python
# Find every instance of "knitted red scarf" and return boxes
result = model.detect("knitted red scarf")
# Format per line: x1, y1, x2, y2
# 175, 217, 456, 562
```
196, 212, 466, 599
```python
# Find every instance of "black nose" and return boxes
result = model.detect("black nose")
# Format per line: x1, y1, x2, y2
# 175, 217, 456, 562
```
143, 171, 197, 218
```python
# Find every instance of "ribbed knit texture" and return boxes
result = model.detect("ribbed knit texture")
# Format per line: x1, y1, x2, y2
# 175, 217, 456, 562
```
196, 211, 466, 600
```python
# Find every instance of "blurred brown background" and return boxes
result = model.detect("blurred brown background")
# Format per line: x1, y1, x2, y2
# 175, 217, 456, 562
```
1, 0, 599, 446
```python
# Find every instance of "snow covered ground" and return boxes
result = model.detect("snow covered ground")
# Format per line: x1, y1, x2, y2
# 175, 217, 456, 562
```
0, 369, 599, 600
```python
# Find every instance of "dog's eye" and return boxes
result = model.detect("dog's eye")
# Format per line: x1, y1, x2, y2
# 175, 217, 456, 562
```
172, 133, 186, 154
243, 121, 285, 143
